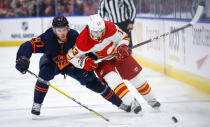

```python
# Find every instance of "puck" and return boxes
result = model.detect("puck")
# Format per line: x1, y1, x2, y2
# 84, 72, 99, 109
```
172, 116, 178, 123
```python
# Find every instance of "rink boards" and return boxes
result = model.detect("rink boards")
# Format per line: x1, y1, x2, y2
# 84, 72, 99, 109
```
132, 18, 210, 93
0, 16, 209, 93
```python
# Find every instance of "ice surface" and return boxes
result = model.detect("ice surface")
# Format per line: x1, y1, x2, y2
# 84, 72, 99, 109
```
0, 47, 210, 127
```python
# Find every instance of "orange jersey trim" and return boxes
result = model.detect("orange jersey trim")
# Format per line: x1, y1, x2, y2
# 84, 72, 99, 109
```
29, 37, 45, 53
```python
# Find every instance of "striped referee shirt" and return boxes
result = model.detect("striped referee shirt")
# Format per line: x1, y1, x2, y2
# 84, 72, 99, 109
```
98, 0, 136, 24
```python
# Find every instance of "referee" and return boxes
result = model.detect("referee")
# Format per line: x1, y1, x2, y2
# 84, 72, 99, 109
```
98, 0, 136, 48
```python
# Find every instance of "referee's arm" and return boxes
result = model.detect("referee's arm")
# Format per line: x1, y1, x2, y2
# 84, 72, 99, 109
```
125, 0, 136, 24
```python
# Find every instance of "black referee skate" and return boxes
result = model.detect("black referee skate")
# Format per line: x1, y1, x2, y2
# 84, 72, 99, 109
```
118, 102, 131, 112
31, 102, 42, 116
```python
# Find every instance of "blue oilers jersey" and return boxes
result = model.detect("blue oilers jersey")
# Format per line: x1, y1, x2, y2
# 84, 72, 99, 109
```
16, 28, 79, 70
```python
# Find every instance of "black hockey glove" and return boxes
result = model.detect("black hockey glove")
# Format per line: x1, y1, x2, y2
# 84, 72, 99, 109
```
16, 56, 30, 74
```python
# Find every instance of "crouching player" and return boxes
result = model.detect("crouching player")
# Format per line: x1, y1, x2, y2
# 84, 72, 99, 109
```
15, 16, 131, 118
67, 14, 161, 114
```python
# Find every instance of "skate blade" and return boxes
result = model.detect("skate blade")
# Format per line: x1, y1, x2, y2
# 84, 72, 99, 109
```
31, 114, 41, 120
152, 107, 161, 113
136, 111, 143, 117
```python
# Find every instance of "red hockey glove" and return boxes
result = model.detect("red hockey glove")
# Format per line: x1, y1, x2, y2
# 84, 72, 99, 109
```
115, 44, 131, 61
83, 57, 98, 71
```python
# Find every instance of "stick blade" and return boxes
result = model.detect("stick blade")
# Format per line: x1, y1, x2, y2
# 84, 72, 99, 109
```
190, 4, 204, 25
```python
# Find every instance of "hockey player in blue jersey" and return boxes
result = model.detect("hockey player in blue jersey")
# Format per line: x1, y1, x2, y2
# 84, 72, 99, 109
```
15, 16, 131, 117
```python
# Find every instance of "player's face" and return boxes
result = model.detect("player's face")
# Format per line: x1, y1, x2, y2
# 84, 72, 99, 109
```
54, 27, 69, 42
90, 29, 105, 40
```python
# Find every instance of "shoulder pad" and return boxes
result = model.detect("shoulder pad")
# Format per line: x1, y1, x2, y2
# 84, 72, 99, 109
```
76, 28, 96, 52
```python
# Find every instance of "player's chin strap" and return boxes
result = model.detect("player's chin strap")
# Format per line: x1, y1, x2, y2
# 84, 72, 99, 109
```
26, 70, 110, 122
95, 4, 204, 63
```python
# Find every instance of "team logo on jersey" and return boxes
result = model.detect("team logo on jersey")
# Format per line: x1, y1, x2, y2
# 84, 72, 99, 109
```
72, 46, 79, 56
96, 42, 117, 58
134, 67, 138, 72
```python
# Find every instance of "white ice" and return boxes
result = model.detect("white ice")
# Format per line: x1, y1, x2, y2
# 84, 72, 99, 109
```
0, 47, 210, 127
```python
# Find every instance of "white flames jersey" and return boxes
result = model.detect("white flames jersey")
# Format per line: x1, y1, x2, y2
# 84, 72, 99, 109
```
67, 21, 130, 68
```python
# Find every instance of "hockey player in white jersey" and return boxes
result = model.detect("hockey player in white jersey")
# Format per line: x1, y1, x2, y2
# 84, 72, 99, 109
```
67, 14, 160, 113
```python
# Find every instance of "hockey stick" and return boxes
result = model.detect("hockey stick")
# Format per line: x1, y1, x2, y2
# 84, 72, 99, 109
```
95, 4, 204, 64
132, 4, 204, 49
26, 70, 110, 122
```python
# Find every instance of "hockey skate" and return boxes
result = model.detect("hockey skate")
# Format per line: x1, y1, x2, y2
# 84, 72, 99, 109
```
118, 102, 131, 112
31, 102, 42, 119
148, 98, 161, 109
130, 98, 142, 114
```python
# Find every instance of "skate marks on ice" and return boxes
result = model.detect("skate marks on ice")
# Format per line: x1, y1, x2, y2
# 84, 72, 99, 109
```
0, 103, 176, 127
35, 105, 144, 127
0, 89, 12, 100
7, 98, 208, 127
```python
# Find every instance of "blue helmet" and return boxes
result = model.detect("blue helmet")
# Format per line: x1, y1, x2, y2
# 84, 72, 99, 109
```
52, 16, 69, 27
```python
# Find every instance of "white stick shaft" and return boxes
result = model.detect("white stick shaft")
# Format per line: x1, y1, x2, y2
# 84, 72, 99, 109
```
190, 5, 204, 25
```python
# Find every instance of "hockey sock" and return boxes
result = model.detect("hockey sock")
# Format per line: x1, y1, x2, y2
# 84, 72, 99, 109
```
33, 81, 49, 104
104, 71, 134, 105
136, 81, 151, 96
101, 85, 122, 107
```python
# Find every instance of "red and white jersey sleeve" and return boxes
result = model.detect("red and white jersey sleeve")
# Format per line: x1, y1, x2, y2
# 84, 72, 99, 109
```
67, 21, 130, 69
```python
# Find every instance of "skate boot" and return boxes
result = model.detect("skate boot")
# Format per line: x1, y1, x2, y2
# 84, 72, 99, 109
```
130, 98, 142, 114
148, 98, 161, 108
31, 102, 42, 116
118, 102, 131, 112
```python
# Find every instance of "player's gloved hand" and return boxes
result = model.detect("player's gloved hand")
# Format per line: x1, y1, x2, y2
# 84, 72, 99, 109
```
16, 56, 30, 74
83, 57, 98, 71
115, 44, 131, 61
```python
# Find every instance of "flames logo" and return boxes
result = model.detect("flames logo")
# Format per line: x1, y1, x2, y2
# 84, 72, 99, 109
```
96, 42, 117, 58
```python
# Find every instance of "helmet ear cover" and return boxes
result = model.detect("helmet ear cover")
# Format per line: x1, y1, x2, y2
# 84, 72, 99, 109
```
52, 16, 69, 28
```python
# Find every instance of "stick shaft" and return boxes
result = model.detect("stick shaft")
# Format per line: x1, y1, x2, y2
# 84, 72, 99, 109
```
132, 24, 191, 49
27, 70, 109, 122
132, 5, 204, 49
